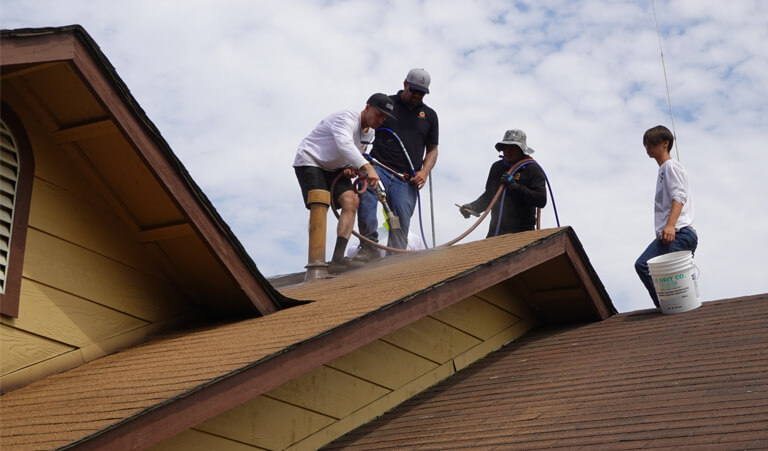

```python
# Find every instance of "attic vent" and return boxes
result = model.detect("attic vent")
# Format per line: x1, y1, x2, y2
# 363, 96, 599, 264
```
0, 119, 20, 294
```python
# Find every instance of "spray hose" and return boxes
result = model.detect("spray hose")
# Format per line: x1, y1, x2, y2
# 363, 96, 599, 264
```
329, 157, 548, 253
492, 159, 561, 236
375, 128, 430, 247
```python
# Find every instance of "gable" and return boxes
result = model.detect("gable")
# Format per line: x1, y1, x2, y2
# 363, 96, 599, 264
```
0, 26, 286, 393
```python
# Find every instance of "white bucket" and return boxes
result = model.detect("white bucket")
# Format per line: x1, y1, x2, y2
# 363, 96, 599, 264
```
647, 250, 701, 314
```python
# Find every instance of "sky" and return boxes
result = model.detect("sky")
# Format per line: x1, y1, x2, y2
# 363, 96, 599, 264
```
2, 0, 766, 313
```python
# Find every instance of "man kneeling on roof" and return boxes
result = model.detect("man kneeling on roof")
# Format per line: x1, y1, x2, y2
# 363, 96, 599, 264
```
293, 93, 394, 273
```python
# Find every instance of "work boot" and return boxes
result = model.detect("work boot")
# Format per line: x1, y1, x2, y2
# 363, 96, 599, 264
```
354, 244, 382, 262
328, 257, 366, 274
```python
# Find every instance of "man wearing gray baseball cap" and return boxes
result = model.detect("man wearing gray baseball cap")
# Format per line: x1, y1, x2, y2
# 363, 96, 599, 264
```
356, 68, 440, 257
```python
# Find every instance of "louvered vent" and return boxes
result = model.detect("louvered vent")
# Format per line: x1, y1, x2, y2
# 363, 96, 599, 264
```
0, 119, 20, 294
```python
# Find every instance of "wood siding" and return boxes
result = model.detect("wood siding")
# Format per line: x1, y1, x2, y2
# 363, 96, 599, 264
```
152, 282, 537, 450
0, 95, 189, 392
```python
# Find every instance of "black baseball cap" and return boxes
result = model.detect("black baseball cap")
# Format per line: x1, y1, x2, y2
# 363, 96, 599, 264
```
367, 93, 396, 120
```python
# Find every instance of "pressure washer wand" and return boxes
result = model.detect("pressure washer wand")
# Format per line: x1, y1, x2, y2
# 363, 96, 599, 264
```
376, 185, 400, 231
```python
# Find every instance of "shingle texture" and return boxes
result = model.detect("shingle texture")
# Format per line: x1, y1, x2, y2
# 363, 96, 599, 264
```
328, 294, 768, 450
0, 229, 569, 449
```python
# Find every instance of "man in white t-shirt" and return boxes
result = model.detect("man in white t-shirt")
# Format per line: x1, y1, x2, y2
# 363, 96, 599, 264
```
293, 93, 394, 273
634, 125, 698, 307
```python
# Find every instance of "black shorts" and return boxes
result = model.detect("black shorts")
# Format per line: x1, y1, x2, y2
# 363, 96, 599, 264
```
294, 166, 353, 209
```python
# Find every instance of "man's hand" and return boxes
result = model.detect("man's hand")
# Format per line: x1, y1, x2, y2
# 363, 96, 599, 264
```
411, 169, 429, 189
457, 204, 479, 218
343, 168, 356, 178
499, 173, 521, 192
660, 224, 676, 244
361, 164, 379, 189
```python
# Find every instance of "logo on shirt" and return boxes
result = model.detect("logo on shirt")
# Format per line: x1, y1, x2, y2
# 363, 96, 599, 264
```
418, 110, 426, 119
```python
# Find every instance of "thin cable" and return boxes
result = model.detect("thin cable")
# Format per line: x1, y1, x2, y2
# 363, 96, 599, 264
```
651, 0, 680, 161
429, 175, 436, 247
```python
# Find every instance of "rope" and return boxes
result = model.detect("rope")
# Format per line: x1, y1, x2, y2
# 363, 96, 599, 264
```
651, 0, 680, 161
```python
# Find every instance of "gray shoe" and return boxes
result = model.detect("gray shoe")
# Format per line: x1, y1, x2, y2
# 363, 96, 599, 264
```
329, 257, 366, 274
354, 245, 382, 262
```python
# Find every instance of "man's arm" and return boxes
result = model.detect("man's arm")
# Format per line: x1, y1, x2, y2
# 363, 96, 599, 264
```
661, 200, 683, 243
411, 144, 438, 189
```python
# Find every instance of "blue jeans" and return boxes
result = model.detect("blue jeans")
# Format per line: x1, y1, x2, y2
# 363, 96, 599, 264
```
358, 169, 417, 251
635, 226, 698, 308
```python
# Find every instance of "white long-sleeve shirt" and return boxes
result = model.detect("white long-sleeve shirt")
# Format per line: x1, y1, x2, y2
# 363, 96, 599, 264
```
654, 159, 695, 235
293, 109, 372, 171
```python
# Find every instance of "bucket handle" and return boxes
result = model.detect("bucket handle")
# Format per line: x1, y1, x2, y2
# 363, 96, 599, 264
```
692, 264, 701, 280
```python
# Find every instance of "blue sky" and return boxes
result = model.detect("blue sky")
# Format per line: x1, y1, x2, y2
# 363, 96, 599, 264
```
2, 0, 766, 312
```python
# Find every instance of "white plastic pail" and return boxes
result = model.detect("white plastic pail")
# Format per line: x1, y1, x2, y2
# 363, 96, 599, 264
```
647, 250, 701, 314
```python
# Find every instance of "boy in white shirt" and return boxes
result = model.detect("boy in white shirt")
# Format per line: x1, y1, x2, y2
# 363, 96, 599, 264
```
634, 125, 698, 307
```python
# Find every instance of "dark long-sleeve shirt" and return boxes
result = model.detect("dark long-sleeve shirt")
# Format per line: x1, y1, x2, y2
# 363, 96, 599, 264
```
467, 159, 547, 237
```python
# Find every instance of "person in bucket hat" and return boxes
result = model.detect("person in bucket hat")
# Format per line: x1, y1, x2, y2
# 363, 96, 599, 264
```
495, 129, 535, 155
458, 129, 546, 237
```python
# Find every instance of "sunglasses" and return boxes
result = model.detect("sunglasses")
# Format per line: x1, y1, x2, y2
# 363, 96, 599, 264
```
408, 87, 427, 96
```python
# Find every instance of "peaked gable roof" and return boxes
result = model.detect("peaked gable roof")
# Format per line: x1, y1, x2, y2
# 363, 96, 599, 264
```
329, 294, 768, 449
0, 227, 614, 449
0, 25, 285, 316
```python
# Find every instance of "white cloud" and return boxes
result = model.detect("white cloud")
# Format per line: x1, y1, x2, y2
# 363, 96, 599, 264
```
2, 0, 766, 312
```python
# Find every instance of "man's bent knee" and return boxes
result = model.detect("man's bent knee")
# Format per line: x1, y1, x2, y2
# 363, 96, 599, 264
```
338, 191, 359, 210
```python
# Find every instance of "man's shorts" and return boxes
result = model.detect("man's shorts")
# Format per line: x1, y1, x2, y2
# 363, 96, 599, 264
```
294, 166, 354, 209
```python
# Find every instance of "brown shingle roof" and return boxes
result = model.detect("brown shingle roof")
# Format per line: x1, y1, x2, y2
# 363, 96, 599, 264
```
327, 294, 768, 450
1, 227, 612, 449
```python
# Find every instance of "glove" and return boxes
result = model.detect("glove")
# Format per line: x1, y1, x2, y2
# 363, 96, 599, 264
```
458, 204, 479, 218
500, 173, 521, 191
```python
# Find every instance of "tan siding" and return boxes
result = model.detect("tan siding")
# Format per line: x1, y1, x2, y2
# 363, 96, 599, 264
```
326, 340, 438, 390
195, 396, 335, 450
381, 316, 481, 363
28, 178, 166, 277
476, 278, 535, 318
266, 365, 390, 419
22, 228, 185, 322
286, 361, 457, 451
1, 278, 147, 348
430, 295, 521, 340
150, 429, 263, 451
0, 325, 73, 374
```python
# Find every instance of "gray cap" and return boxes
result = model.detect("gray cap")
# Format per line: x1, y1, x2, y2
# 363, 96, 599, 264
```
405, 68, 431, 93
495, 129, 535, 155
